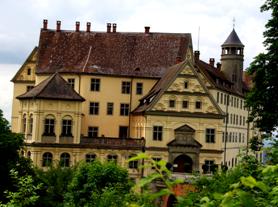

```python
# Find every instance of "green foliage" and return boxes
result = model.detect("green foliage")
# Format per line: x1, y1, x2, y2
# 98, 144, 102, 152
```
64, 161, 132, 207
246, 0, 278, 132
128, 153, 184, 207
34, 165, 74, 207
0, 109, 28, 200
0, 170, 42, 207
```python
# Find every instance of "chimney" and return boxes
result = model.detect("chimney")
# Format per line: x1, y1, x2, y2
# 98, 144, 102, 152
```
145, 26, 150, 34
216, 62, 221, 70
209, 58, 215, 67
56, 20, 61, 32
194, 51, 200, 62
43, 19, 48, 30
75, 21, 80, 32
112, 23, 117, 33
107, 23, 111, 33
86, 22, 91, 32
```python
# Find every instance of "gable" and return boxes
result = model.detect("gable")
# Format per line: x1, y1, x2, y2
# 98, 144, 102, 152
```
11, 47, 37, 83
150, 62, 223, 117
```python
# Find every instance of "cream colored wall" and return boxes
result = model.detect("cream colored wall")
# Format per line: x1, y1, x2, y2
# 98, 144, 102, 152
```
11, 62, 36, 132
209, 89, 256, 167
19, 99, 82, 144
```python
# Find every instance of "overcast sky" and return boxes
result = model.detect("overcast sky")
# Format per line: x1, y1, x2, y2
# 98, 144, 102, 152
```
0, 0, 269, 121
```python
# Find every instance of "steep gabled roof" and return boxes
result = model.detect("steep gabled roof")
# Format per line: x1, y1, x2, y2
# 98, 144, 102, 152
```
222, 29, 244, 46
37, 29, 191, 77
196, 60, 249, 96
133, 58, 224, 116
17, 73, 85, 101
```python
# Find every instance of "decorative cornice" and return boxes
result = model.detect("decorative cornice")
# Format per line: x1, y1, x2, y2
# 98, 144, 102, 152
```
146, 111, 224, 119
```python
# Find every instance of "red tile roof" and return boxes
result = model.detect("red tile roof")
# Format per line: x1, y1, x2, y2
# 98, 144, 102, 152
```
37, 29, 191, 77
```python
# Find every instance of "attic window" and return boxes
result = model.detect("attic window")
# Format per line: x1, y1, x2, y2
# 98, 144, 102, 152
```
135, 67, 140, 72
27, 68, 31, 75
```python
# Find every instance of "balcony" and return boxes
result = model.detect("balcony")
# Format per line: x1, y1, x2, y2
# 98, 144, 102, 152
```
80, 137, 145, 150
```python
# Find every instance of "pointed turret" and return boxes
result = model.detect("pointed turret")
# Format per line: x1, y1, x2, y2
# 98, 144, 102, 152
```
220, 29, 244, 93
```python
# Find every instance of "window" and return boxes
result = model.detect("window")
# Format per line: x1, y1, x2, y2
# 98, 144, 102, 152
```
120, 103, 129, 116
27, 68, 31, 75
44, 117, 55, 136
239, 133, 241, 142
29, 114, 33, 134
86, 154, 96, 162
153, 126, 163, 141
229, 132, 232, 142
106, 102, 114, 115
22, 114, 27, 133
184, 81, 188, 89
107, 154, 118, 163
60, 153, 70, 167
89, 102, 99, 115
128, 154, 138, 169
195, 101, 202, 109
169, 100, 175, 108
206, 128, 215, 143
119, 126, 128, 138
217, 92, 219, 103
88, 126, 98, 137
182, 100, 188, 108
243, 117, 246, 126
240, 100, 243, 109
26, 85, 34, 92
91, 78, 100, 91
204, 160, 215, 174
220, 93, 223, 104
122, 81, 131, 94
239, 116, 242, 125
27, 151, 31, 159
136, 82, 143, 95
42, 152, 53, 167
62, 118, 72, 136
68, 78, 75, 89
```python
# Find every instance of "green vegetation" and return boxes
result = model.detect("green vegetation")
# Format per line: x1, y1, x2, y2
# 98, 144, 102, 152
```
246, 0, 278, 133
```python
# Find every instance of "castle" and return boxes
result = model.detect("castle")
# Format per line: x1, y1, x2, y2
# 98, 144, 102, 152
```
11, 20, 261, 178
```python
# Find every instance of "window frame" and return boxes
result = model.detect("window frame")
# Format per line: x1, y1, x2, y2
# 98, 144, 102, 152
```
44, 117, 55, 136
136, 82, 143, 95
120, 103, 129, 116
205, 128, 215, 143
121, 81, 131, 94
107, 102, 114, 115
90, 78, 101, 91
61, 118, 72, 137
153, 126, 163, 141
88, 126, 98, 138
89, 102, 99, 115
60, 153, 70, 167
42, 152, 53, 167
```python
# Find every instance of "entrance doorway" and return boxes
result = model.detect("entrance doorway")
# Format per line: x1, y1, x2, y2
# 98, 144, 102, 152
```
173, 154, 193, 173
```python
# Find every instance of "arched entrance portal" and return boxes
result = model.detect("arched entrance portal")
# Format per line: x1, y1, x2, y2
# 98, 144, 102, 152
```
173, 154, 193, 173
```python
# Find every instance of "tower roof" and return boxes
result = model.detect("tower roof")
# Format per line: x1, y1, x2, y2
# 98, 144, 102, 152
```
17, 73, 85, 102
222, 29, 244, 47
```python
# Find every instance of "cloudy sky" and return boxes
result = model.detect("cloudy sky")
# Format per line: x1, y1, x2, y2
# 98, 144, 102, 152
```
0, 0, 269, 121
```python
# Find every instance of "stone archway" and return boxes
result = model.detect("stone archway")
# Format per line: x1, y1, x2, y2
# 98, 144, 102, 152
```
173, 154, 193, 173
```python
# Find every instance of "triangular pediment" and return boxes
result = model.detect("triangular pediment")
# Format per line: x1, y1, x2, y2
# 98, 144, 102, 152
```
147, 61, 224, 117
175, 124, 195, 132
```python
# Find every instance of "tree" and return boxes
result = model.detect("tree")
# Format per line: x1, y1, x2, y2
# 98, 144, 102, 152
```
0, 109, 25, 200
246, 0, 278, 132
64, 161, 133, 207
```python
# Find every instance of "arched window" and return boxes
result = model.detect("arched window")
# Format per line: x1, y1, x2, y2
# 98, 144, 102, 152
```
61, 116, 72, 136
128, 154, 138, 169
27, 151, 31, 159
22, 114, 27, 133
29, 114, 33, 134
60, 153, 70, 167
42, 152, 53, 167
85, 154, 96, 163
107, 154, 117, 163
44, 115, 55, 136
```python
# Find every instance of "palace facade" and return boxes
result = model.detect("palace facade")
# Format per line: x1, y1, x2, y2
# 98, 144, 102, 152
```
11, 20, 261, 178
